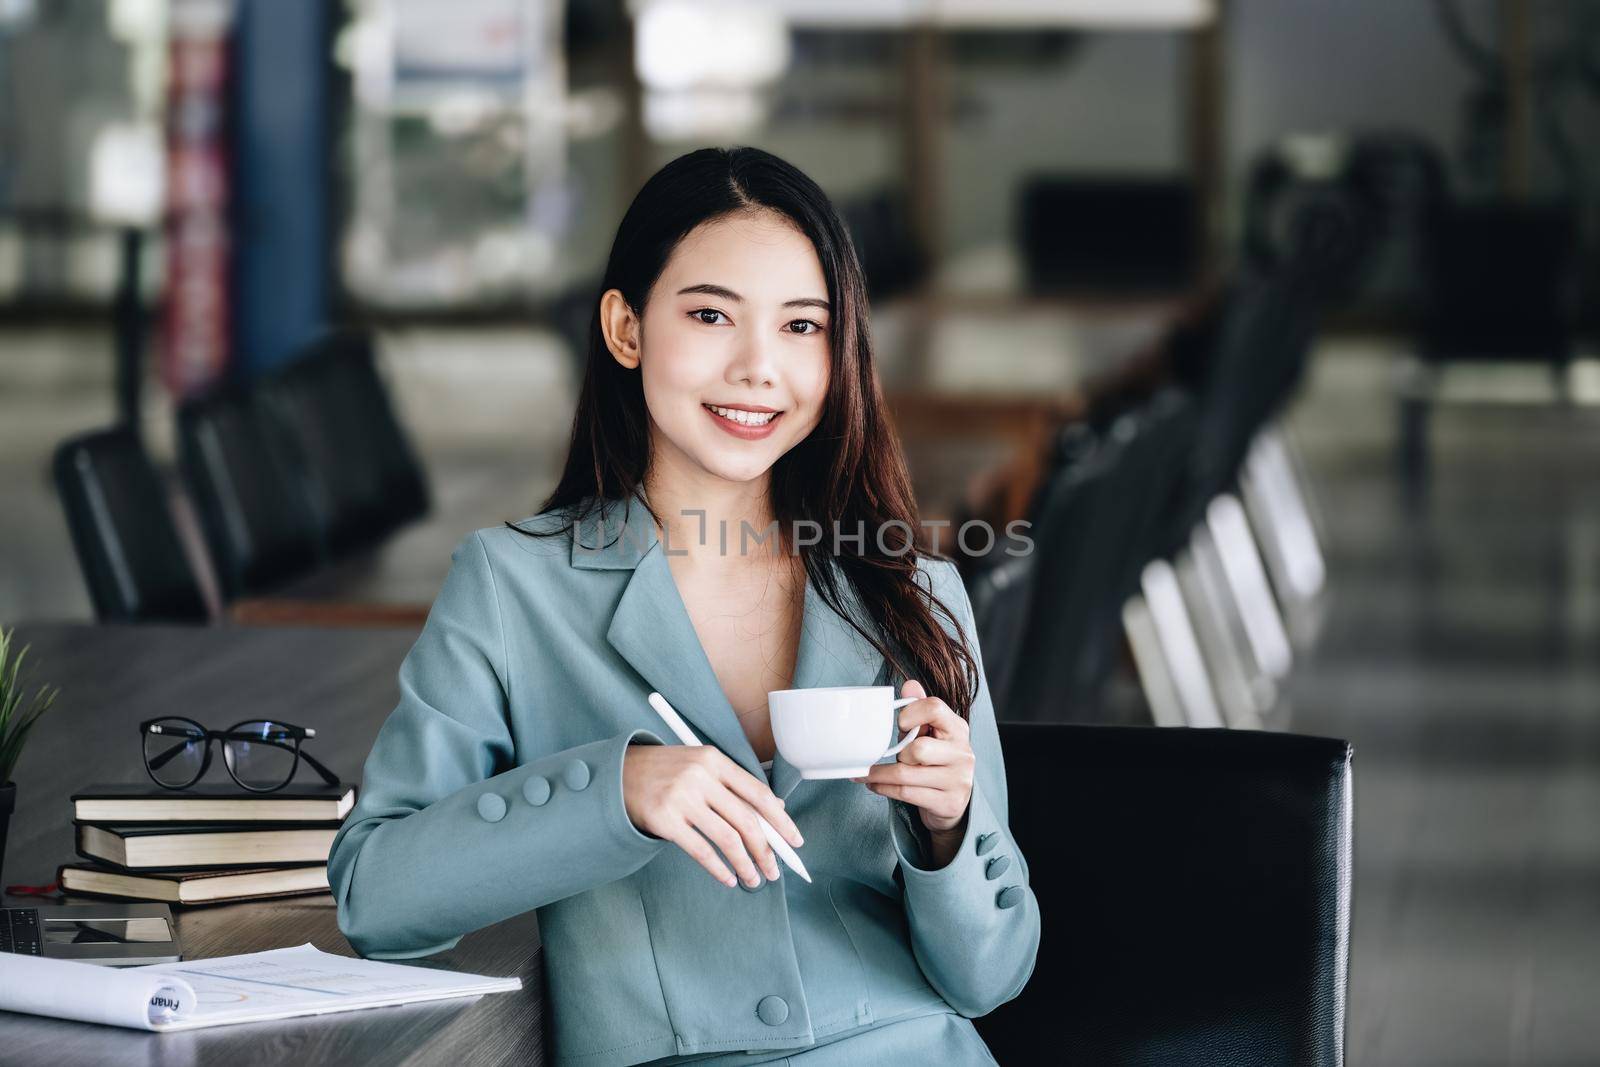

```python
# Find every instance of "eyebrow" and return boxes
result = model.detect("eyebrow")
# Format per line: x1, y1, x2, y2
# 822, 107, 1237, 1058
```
676, 283, 830, 312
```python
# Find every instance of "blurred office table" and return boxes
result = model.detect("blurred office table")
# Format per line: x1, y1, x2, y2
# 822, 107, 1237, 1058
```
1, 623, 547, 1067
229, 453, 548, 626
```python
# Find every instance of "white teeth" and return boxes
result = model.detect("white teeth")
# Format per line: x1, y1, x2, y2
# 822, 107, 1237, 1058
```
707, 405, 777, 426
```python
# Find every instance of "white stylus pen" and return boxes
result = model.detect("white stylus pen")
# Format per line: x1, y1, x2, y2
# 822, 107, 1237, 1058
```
646, 691, 812, 884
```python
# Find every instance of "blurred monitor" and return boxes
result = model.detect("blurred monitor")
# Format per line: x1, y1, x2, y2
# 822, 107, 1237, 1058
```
1422, 201, 1578, 365
1018, 176, 1200, 295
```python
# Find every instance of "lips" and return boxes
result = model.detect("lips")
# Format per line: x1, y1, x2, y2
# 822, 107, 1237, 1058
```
704, 403, 784, 440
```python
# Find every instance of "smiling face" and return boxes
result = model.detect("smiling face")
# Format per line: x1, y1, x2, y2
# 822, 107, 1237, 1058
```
600, 210, 833, 489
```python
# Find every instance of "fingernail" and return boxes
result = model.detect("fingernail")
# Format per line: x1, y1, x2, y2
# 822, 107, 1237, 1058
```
793, 832, 805, 846
724, 876, 738, 888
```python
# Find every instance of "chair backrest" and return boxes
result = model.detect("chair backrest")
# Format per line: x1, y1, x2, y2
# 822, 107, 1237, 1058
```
1073, 388, 1200, 694
52, 427, 209, 623
977, 722, 1353, 1067
1186, 270, 1319, 515
176, 390, 322, 599
256, 331, 430, 557
966, 422, 1097, 716
1002, 393, 1203, 723
998, 428, 1126, 720
969, 555, 1033, 719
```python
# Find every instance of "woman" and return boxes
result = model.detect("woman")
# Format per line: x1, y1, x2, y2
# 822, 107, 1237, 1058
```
328, 147, 1039, 1066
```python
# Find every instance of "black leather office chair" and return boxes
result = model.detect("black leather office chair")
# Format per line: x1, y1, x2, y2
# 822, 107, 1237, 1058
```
1080, 389, 1199, 694
1166, 269, 1319, 553
1243, 149, 1379, 306
977, 723, 1353, 1066
52, 427, 209, 623
989, 388, 1199, 725
176, 389, 322, 599
257, 330, 430, 557
990, 426, 1124, 721
968, 422, 1095, 718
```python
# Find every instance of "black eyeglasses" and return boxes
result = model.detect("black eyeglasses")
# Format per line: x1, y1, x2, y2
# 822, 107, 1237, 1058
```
139, 717, 340, 793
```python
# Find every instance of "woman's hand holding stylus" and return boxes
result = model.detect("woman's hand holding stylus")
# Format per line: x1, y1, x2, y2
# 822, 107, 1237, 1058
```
623, 745, 805, 889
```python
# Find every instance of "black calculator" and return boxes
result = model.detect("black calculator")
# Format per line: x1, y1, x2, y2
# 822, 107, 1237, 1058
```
0, 906, 40, 956
1, 903, 180, 966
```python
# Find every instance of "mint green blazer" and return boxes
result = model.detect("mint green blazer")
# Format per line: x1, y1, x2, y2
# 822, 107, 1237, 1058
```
327, 493, 1040, 1066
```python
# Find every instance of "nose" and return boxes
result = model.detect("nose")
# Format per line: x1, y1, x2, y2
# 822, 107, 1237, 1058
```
727, 330, 778, 390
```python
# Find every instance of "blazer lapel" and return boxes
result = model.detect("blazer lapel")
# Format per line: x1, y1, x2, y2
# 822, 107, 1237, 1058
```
769, 564, 891, 800
597, 496, 764, 778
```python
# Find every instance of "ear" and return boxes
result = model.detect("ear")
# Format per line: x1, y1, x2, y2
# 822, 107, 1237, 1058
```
600, 288, 642, 370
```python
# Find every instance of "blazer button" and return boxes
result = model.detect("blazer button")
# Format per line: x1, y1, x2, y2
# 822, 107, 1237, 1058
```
563, 759, 592, 792
756, 995, 789, 1026
996, 885, 1024, 910
477, 793, 507, 823
975, 832, 999, 856
522, 776, 552, 807
985, 855, 1011, 881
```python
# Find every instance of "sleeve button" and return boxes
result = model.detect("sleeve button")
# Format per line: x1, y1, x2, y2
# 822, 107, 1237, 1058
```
563, 759, 592, 791
996, 885, 1024, 910
756, 995, 789, 1026
976, 832, 999, 856
985, 855, 1011, 881
522, 776, 552, 806
476, 793, 507, 823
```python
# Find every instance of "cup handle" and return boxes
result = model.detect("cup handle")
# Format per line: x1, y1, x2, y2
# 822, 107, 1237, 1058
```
880, 696, 923, 760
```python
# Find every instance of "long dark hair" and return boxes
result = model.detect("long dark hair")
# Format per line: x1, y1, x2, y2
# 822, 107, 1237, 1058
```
511, 146, 977, 718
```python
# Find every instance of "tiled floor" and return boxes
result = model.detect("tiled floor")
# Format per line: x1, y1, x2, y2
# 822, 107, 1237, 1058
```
1281, 348, 1600, 1065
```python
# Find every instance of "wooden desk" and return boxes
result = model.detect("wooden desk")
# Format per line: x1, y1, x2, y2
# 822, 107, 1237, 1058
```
2, 623, 547, 1067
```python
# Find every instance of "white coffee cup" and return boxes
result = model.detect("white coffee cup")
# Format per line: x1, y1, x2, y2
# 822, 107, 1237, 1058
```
768, 685, 922, 780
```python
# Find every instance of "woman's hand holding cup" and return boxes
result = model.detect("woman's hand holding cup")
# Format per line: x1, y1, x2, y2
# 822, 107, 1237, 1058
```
852, 680, 975, 838
622, 744, 804, 889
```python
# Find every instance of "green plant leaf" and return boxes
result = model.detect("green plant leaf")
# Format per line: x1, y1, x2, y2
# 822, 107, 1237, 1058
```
0, 630, 59, 783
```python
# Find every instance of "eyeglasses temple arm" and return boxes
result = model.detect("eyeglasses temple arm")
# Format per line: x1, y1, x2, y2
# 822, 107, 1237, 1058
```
299, 748, 343, 787
147, 741, 194, 772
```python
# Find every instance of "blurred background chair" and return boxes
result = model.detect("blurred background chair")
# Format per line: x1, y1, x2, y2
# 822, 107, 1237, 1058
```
51, 328, 433, 625
983, 388, 1199, 724
254, 330, 431, 559
1400, 199, 1583, 485
51, 427, 209, 623
841, 188, 929, 302
175, 389, 322, 600
976, 722, 1353, 1067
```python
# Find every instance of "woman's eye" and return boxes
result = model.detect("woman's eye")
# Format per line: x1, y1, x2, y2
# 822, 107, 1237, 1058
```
788, 319, 825, 336
691, 308, 728, 326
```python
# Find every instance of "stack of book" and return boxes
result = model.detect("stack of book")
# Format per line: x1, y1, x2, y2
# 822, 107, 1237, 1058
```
56, 783, 356, 906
